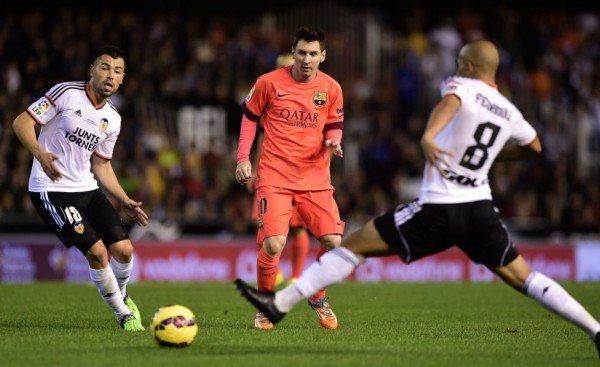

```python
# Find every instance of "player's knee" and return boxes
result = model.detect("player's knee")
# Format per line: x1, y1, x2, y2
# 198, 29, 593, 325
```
263, 236, 286, 256
85, 242, 109, 267
109, 240, 135, 262
318, 234, 341, 250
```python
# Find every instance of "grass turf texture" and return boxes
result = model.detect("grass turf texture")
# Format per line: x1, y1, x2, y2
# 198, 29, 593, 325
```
1, 281, 599, 367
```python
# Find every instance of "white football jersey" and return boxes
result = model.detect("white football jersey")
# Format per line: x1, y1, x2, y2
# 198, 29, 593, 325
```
26, 81, 121, 192
419, 76, 537, 204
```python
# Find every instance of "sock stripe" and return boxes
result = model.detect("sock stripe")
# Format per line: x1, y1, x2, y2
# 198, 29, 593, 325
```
331, 247, 360, 267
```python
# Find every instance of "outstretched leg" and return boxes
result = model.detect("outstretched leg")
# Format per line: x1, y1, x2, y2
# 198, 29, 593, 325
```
234, 245, 359, 325
235, 220, 390, 325
492, 255, 600, 358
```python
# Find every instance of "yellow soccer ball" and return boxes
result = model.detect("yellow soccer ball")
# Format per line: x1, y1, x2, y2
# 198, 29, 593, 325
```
150, 304, 198, 348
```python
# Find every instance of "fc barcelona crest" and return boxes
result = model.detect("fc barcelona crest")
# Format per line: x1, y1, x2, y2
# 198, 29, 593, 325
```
313, 91, 327, 107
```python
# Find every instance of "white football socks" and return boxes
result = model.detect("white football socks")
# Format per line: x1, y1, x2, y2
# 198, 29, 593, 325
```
524, 271, 600, 338
89, 266, 129, 319
110, 256, 134, 299
275, 247, 361, 313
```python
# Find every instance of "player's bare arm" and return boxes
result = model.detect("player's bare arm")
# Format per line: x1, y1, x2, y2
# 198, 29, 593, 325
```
12, 111, 62, 181
421, 94, 459, 179
91, 155, 148, 226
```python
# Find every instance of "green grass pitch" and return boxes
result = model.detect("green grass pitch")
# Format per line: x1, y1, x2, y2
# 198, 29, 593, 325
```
1, 281, 599, 367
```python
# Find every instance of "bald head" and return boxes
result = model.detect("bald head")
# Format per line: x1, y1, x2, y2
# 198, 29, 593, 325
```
456, 40, 499, 82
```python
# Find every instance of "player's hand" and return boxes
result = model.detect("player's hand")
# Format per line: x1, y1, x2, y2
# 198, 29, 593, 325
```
236, 161, 252, 185
325, 139, 343, 158
122, 197, 149, 226
37, 150, 63, 181
420, 136, 453, 180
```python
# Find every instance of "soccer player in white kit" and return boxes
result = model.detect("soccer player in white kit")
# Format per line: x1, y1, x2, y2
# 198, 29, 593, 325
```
13, 46, 147, 331
235, 40, 600, 358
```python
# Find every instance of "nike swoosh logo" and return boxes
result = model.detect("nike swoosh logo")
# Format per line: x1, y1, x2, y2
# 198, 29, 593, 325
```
542, 286, 550, 296
277, 93, 289, 98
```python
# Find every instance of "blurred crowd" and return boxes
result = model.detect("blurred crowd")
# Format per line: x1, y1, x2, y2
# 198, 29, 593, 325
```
0, 1, 599, 239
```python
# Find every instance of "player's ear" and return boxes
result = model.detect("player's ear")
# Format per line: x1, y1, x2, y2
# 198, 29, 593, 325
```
321, 50, 326, 62
467, 62, 475, 74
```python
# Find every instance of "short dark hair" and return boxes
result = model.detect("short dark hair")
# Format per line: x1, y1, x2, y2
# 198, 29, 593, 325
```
93, 45, 126, 68
292, 26, 325, 50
